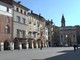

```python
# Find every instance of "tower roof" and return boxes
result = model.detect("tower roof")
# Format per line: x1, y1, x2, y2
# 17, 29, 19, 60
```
61, 14, 65, 22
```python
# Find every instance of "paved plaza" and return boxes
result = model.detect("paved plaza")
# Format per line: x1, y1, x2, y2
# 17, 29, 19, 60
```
0, 47, 80, 60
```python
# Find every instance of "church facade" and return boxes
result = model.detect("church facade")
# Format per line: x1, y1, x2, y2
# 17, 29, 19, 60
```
59, 15, 77, 46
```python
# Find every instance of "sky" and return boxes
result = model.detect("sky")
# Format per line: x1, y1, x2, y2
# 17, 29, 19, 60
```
15, 0, 80, 26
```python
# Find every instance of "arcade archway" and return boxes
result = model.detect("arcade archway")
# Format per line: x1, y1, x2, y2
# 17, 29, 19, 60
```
4, 40, 10, 50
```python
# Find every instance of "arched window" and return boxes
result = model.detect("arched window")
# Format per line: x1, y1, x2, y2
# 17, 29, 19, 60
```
5, 25, 10, 34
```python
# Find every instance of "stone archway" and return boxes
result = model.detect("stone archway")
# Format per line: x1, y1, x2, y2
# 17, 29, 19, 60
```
28, 38, 33, 49
4, 40, 10, 50
33, 40, 36, 48
37, 39, 43, 48
22, 41, 26, 49
14, 39, 20, 49
65, 35, 72, 46
37, 39, 41, 48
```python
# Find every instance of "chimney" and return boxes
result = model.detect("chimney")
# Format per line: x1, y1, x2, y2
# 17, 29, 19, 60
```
39, 13, 41, 16
18, 1, 21, 4
31, 10, 33, 13
51, 19, 53, 24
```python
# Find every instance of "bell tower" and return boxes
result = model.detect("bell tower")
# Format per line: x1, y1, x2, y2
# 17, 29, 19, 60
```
61, 14, 65, 27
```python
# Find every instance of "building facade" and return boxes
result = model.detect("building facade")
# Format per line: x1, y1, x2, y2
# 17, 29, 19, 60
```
39, 15, 49, 48
44, 27, 49, 47
46, 20, 53, 47
75, 25, 80, 44
27, 12, 48, 48
52, 25, 60, 46
13, 1, 30, 49
0, 0, 13, 50
0, 0, 49, 51
59, 15, 77, 46
27, 12, 39, 49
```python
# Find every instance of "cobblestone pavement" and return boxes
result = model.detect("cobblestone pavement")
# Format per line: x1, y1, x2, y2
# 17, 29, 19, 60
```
0, 47, 79, 60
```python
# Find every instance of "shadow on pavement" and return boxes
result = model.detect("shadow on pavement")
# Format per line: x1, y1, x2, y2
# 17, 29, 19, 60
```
45, 48, 80, 60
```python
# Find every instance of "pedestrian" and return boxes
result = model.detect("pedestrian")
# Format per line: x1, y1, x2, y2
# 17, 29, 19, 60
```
76, 44, 78, 50
40, 46, 43, 50
73, 44, 76, 51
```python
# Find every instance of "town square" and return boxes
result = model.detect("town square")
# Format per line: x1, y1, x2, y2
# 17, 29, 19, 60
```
0, 47, 80, 60
0, 0, 80, 60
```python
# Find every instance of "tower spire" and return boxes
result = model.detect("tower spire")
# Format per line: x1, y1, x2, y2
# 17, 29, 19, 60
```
61, 14, 65, 27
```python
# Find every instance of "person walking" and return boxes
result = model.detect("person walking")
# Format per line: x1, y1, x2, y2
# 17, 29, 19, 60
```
76, 44, 78, 50
73, 44, 76, 51
40, 45, 42, 50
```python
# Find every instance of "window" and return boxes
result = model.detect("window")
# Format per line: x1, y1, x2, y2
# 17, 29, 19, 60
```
41, 33, 42, 36
28, 32, 31, 38
73, 35, 75, 37
45, 32, 47, 35
37, 33, 39, 35
24, 11, 26, 15
29, 22, 31, 24
21, 9, 23, 13
33, 32, 36, 38
29, 19, 31, 24
34, 22, 36, 25
7, 7, 9, 12
61, 35, 63, 38
16, 7, 19, 12
22, 18, 26, 24
37, 22, 40, 27
17, 29, 20, 37
5, 25, 10, 34
6, 16, 10, 23
22, 30, 26, 38
17, 16, 20, 23
48, 31, 50, 35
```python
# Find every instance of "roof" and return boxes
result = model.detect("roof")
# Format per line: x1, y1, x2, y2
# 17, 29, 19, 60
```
61, 14, 65, 22
13, 1, 30, 11
0, 0, 13, 5
28, 12, 46, 21
60, 26, 76, 30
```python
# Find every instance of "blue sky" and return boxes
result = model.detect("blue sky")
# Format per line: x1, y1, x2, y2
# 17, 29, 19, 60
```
15, 0, 80, 26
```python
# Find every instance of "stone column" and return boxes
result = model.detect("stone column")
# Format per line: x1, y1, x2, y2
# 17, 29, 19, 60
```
36, 33, 37, 40
44, 43, 46, 47
46, 42, 49, 47
36, 42, 38, 48
19, 43, 22, 50
72, 34, 77, 45
0, 42, 4, 51
74, 34, 77, 44
43, 42, 44, 47
63, 34, 65, 46
40, 42, 41, 48
26, 42, 29, 49
60, 35, 61, 44
72, 34, 74, 45
45, 42, 48, 47
60, 34, 62, 45
10, 42, 14, 50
